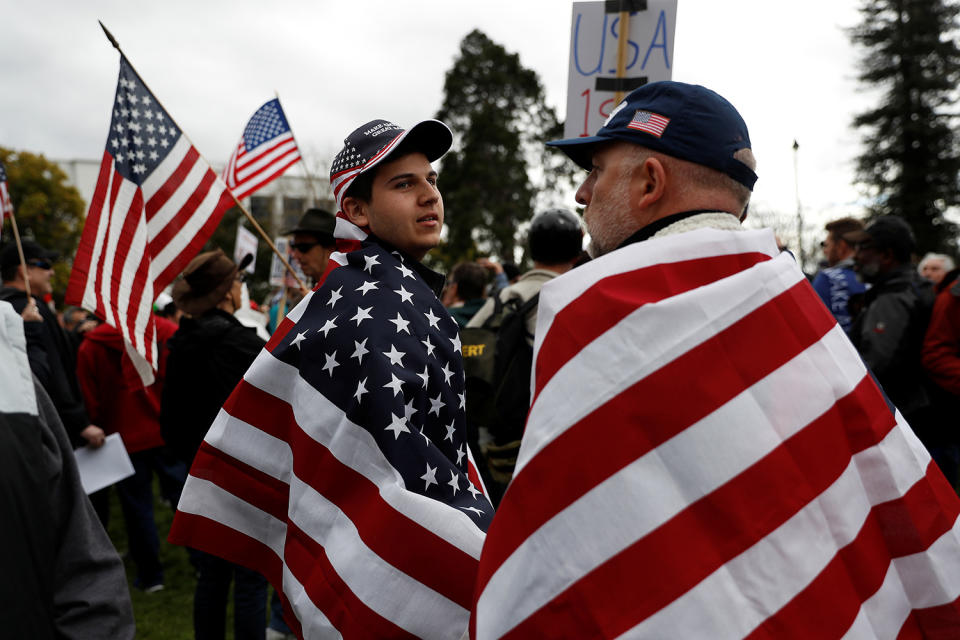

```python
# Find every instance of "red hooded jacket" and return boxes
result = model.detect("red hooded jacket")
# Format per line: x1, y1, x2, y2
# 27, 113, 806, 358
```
76, 317, 179, 453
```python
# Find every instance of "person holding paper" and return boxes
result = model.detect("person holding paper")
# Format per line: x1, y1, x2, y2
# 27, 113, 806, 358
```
76, 313, 182, 593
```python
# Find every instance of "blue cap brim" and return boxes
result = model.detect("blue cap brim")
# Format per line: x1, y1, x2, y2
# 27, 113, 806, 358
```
546, 135, 609, 171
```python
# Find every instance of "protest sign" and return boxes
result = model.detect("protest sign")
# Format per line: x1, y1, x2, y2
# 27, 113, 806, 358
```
234, 223, 258, 273
564, 0, 677, 139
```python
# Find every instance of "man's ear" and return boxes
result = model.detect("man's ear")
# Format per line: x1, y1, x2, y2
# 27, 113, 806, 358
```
342, 197, 369, 228
633, 156, 667, 210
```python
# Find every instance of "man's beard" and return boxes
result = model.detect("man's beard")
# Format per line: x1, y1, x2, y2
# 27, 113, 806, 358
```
857, 260, 880, 282
584, 174, 635, 258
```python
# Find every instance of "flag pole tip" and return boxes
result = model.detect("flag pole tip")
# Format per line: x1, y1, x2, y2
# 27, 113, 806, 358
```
99, 21, 121, 50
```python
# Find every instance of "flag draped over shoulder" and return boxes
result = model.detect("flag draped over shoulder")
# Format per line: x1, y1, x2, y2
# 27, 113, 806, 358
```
472, 227, 960, 639
170, 238, 492, 639
221, 98, 301, 200
65, 56, 233, 386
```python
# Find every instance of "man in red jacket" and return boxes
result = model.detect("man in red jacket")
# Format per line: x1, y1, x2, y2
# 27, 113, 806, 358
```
922, 266, 960, 488
76, 313, 181, 592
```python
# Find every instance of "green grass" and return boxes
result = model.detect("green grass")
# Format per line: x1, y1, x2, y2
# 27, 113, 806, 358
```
105, 482, 240, 639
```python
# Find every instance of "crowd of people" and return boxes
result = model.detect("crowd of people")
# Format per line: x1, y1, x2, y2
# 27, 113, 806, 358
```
4, 79, 960, 638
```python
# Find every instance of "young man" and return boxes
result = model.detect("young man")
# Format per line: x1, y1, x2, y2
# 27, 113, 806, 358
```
471, 81, 960, 639
171, 119, 492, 640
811, 217, 867, 333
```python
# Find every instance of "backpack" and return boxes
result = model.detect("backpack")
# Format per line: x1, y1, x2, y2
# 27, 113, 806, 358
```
460, 292, 539, 491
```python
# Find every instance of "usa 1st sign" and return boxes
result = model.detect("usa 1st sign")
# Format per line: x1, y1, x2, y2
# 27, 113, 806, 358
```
564, 0, 678, 139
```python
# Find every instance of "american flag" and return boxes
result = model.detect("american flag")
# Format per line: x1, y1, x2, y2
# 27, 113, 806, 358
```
0, 161, 12, 235
170, 239, 492, 639
65, 56, 233, 386
471, 227, 960, 639
222, 98, 302, 200
626, 109, 671, 138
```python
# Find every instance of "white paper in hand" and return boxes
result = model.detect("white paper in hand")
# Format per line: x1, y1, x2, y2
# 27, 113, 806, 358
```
73, 433, 135, 495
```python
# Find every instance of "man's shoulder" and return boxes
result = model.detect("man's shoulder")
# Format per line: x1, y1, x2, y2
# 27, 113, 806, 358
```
0, 286, 27, 309
325, 243, 441, 307
503, 272, 553, 302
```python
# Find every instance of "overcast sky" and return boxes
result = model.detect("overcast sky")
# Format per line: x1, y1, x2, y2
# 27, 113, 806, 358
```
1, 0, 871, 245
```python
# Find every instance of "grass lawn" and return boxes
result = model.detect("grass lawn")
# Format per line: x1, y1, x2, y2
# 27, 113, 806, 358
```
105, 483, 241, 639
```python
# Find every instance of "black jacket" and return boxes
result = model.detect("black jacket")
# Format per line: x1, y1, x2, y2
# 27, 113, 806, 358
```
850, 265, 938, 439
160, 309, 265, 464
0, 287, 90, 444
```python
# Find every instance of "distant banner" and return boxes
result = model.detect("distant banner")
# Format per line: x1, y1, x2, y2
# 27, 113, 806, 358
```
269, 237, 306, 288
234, 224, 258, 273
564, 1, 677, 139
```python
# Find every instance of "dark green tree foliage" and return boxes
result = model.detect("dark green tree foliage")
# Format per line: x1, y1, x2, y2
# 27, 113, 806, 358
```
436, 30, 574, 268
0, 147, 87, 298
850, 0, 960, 254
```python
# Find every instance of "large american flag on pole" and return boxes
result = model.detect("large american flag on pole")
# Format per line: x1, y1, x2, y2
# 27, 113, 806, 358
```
221, 98, 302, 200
471, 226, 960, 639
65, 56, 233, 386
170, 237, 492, 639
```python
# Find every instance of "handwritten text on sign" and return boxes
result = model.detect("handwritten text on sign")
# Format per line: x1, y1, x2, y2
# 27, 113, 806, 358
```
564, 0, 678, 139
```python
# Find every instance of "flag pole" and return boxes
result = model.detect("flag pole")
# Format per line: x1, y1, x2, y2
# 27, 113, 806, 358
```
7, 209, 31, 298
98, 22, 309, 295
613, 6, 631, 104
275, 90, 319, 203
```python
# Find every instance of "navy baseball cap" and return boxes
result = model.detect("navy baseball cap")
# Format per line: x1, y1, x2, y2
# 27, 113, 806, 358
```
329, 119, 452, 211
548, 81, 757, 191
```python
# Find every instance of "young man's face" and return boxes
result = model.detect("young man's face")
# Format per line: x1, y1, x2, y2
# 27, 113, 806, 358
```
346, 152, 443, 261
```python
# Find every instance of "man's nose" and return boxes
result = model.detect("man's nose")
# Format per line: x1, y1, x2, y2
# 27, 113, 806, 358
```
575, 180, 592, 206
419, 182, 440, 204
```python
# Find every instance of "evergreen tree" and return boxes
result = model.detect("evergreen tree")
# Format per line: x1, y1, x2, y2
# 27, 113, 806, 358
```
1, 147, 87, 300
435, 30, 575, 268
850, 0, 960, 254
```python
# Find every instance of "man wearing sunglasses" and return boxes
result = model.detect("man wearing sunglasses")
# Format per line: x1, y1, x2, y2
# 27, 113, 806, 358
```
0, 239, 105, 450
284, 207, 337, 284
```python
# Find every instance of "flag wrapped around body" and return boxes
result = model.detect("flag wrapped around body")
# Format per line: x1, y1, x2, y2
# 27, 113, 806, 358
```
170, 232, 492, 638
222, 98, 301, 200
65, 56, 233, 386
472, 226, 960, 639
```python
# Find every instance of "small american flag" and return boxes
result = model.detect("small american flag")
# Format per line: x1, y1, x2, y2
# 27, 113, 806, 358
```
0, 161, 12, 232
222, 98, 302, 200
627, 109, 671, 137
65, 55, 233, 386
471, 227, 960, 639
171, 240, 492, 638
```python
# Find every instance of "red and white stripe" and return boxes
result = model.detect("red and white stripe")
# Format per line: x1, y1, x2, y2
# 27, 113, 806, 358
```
471, 227, 960, 639
222, 130, 301, 201
0, 180, 11, 219
66, 136, 233, 385
330, 132, 406, 212
169, 291, 487, 638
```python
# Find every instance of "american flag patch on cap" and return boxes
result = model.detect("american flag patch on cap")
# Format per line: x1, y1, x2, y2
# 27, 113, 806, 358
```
627, 110, 670, 137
